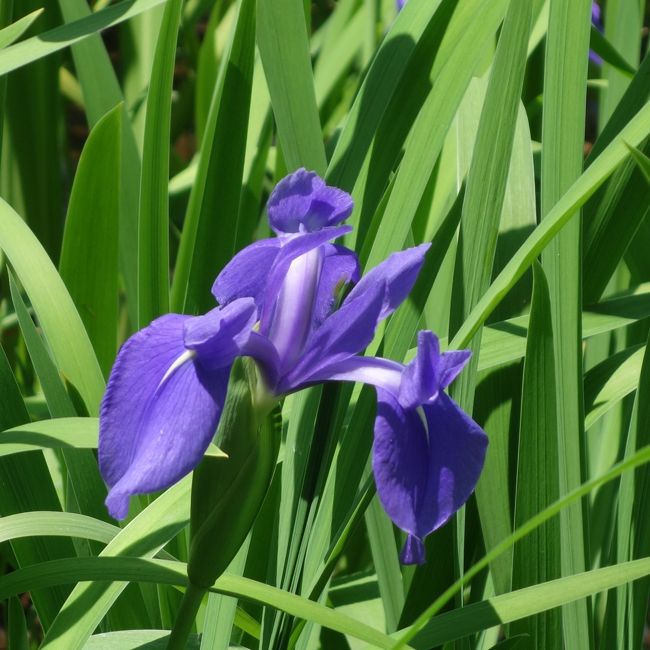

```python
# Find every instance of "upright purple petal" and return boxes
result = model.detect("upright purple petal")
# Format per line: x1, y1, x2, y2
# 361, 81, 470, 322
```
372, 390, 487, 564
312, 244, 360, 327
267, 169, 353, 234
344, 244, 430, 322
258, 225, 352, 336
212, 238, 281, 308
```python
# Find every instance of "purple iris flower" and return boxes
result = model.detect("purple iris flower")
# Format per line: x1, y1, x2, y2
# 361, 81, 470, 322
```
98, 169, 487, 564
396, 0, 406, 10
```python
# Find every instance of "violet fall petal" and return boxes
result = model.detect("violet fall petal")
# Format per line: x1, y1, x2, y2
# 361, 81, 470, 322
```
99, 300, 257, 520
184, 298, 257, 370
372, 390, 488, 564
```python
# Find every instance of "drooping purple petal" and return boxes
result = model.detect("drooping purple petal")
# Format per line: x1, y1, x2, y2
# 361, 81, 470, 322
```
211, 238, 281, 308
104, 360, 229, 520
398, 331, 471, 408
312, 244, 360, 327
184, 298, 257, 370
278, 279, 386, 392
267, 168, 354, 234
344, 244, 430, 322
99, 300, 258, 520
372, 390, 488, 564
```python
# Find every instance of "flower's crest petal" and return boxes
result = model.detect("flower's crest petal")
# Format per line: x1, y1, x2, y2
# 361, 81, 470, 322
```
372, 390, 487, 564
267, 168, 353, 234
312, 244, 360, 328
398, 330, 441, 409
344, 243, 430, 322
259, 225, 352, 335
279, 279, 385, 392
211, 238, 281, 308
184, 298, 257, 370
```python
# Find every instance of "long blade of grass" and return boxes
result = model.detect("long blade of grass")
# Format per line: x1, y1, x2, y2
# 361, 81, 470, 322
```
0, 199, 104, 414
539, 4, 592, 644
171, 0, 256, 315
59, 103, 121, 377
257, 0, 326, 173
450, 100, 650, 350
136, 0, 183, 326
510, 263, 562, 647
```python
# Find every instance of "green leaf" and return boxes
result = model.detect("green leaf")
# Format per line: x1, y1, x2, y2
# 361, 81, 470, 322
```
86, 631, 201, 650
40, 479, 192, 649
0, 198, 104, 414
0, 8, 43, 49
450, 101, 650, 350
584, 345, 645, 430
409, 558, 650, 648
0, 348, 75, 629
1, 557, 404, 649
7, 596, 28, 650
539, 3, 594, 643
172, 0, 256, 315
391, 444, 650, 648
625, 142, 650, 183
257, 0, 326, 173
511, 263, 562, 648
0, 417, 226, 459
59, 103, 121, 377
137, 0, 183, 326
0, 0, 166, 76
0, 511, 118, 546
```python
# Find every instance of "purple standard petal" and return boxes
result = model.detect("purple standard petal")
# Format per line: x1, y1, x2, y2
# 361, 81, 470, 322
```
212, 238, 281, 308
279, 279, 385, 392
373, 390, 488, 564
267, 168, 353, 234
399, 331, 471, 409
344, 243, 430, 322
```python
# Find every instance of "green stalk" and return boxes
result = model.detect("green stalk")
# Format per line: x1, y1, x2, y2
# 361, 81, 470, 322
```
166, 583, 206, 650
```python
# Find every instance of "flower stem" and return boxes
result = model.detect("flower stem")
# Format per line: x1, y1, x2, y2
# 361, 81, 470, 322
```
166, 582, 206, 650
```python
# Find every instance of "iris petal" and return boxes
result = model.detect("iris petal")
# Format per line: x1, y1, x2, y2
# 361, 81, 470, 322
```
372, 389, 487, 564
279, 279, 385, 392
211, 238, 281, 308
267, 168, 353, 234
312, 244, 360, 327
259, 225, 352, 335
344, 243, 430, 322
99, 301, 257, 520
